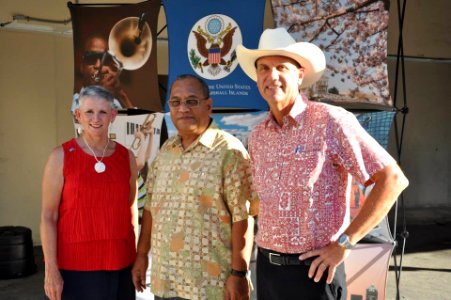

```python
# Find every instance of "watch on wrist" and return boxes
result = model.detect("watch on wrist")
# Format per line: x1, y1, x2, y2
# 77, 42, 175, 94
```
337, 233, 355, 249
230, 268, 249, 278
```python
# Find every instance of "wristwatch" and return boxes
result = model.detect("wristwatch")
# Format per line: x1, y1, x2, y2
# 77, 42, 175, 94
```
230, 268, 250, 278
337, 233, 355, 249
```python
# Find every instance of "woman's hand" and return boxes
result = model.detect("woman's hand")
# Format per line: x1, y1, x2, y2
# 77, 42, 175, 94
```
132, 253, 149, 292
44, 266, 64, 300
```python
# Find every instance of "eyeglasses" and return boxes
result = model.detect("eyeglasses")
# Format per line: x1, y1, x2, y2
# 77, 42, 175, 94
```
168, 97, 208, 108
82, 51, 121, 70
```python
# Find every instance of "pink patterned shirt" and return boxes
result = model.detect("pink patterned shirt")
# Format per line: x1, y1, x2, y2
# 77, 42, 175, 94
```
249, 96, 395, 253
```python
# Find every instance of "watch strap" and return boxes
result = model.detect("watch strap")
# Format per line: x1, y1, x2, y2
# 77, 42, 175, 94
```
230, 268, 249, 278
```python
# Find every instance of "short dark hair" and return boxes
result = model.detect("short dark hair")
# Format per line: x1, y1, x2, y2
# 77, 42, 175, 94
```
78, 85, 115, 108
169, 74, 210, 99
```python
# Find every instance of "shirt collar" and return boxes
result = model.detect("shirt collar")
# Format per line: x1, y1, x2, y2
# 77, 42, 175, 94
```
169, 120, 218, 150
264, 95, 308, 128
197, 121, 218, 149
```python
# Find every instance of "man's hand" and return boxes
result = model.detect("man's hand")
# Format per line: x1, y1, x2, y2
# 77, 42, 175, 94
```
298, 242, 350, 284
44, 266, 64, 300
132, 253, 149, 292
225, 275, 250, 300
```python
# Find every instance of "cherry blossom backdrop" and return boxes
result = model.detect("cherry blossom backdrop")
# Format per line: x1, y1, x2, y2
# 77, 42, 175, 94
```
272, 2, 396, 298
272, 0, 392, 108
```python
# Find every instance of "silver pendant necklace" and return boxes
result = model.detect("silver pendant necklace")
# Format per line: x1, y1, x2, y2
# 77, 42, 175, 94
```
82, 136, 110, 173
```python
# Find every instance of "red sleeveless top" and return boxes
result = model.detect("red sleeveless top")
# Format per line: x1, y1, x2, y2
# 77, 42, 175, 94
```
58, 138, 136, 270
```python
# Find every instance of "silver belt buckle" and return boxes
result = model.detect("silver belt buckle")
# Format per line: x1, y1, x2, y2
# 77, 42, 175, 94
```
269, 252, 282, 266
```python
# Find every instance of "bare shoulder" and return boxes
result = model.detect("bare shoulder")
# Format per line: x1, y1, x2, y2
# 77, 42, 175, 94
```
41, 146, 64, 178
42, 145, 65, 194
48, 145, 64, 165
127, 148, 136, 161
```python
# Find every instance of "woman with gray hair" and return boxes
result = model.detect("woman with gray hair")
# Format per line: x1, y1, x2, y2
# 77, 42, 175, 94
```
41, 85, 138, 300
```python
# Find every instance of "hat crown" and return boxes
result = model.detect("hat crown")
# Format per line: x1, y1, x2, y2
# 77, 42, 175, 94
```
236, 27, 326, 88
258, 28, 296, 50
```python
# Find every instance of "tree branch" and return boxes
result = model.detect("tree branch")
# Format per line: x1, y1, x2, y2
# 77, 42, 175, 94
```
287, 0, 381, 32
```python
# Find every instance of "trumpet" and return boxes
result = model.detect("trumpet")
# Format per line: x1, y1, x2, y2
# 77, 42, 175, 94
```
88, 13, 151, 84
108, 13, 152, 71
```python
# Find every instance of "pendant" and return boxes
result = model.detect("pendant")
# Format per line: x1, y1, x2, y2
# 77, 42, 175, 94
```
94, 161, 106, 173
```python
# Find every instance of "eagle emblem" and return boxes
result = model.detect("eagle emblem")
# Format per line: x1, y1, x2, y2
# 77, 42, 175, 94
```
188, 15, 241, 79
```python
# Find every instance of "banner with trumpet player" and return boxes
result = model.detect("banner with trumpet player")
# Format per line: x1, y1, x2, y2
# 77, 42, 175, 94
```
69, 1, 166, 222
68, 0, 162, 113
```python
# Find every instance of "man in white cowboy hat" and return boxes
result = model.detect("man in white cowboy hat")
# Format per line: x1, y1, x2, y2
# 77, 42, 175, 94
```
236, 27, 409, 299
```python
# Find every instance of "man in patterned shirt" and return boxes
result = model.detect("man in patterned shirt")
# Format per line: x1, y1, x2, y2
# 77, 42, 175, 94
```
132, 74, 257, 300
236, 28, 409, 299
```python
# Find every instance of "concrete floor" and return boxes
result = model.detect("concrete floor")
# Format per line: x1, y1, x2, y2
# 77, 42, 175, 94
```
385, 219, 451, 300
1, 207, 450, 300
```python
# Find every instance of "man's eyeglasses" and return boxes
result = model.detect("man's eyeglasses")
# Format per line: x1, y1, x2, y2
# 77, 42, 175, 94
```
168, 97, 208, 108
82, 51, 121, 70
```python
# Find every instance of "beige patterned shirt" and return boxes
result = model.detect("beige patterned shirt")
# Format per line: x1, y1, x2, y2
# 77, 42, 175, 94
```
144, 121, 257, 299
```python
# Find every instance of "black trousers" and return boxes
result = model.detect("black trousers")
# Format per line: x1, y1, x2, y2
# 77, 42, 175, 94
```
257, 250, 347, 300
58, 266, 135, 300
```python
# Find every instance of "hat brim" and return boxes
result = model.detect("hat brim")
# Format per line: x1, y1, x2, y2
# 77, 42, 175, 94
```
236, 42, 326, 88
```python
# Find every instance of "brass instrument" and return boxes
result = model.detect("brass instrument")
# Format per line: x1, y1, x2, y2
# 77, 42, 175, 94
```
108, 14, 152, 71
91, 14, 152, 83
131, 113, 156, 150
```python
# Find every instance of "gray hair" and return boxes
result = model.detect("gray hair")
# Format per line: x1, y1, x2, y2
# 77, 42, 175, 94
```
169, 74, 210, 99
78, 85, 115, 109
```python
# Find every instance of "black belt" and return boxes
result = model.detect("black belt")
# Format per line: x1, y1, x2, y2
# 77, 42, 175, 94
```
258, 247, 313, 266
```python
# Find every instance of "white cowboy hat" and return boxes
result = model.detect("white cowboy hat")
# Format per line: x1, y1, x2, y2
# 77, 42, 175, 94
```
236, 27, 326, 88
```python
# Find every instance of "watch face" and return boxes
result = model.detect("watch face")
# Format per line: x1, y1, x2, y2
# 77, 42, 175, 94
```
339, 234, 346, 244
338, 234, 353, 249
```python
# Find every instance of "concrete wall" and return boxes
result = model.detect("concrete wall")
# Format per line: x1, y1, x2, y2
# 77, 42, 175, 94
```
385, 0, 450, 208
0, 0, 449, 244
388, 58, 451, 207
0, 31, 74, 243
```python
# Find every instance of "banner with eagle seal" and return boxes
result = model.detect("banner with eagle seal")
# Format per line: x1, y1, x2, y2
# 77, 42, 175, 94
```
163, 0, 267, 111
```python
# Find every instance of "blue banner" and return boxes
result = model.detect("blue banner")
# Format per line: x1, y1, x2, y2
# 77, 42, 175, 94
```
163, 0, 267, 111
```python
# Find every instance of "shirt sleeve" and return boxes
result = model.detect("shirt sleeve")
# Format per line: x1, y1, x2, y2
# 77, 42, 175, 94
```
144, 155, 158, 211
247, 130, 260, 216
223, 145, 259, 222
328, 109, 396, 186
